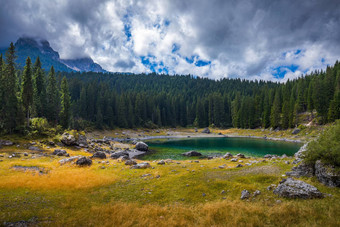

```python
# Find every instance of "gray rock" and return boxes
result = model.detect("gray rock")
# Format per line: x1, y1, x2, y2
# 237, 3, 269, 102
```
273, 178, 324, 199
91, 151, 107, 159
52, 149, 68, 156
230, 158, 238, 162
223, 152, 233, 159
135, 142, 148, 151
59, 156, 82, 165
0, 140, 14, 146
182, 150, 202, 157
61, 133, 77, 146
286, 162, 314, 177
236, 153, 245, 158
201, 128, 210, 134
77, 135, 88, 147
76, 157, 92, 166
28, 146, 43, 152
236, 164, 243, 168
130, 162, 151, 169
125, 159, 137, 165
315, 160, 340, 187
253, 190, 261, 197
292, 128, 301, 135
110, 150, 129, 159
264, 154, 273, 159
295, 143, 308, 158
157, 160, 165, 165
240, 190, 251, 200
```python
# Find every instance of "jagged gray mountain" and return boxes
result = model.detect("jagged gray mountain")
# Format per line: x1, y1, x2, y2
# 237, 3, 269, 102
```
61, 57, 105, 73
0, 37, 106, 73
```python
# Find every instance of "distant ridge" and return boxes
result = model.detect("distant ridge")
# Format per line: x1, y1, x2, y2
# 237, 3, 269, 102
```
0, 37, 106, 73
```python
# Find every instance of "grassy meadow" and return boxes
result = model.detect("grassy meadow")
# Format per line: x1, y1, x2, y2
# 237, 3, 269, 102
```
0, 128, 339, 226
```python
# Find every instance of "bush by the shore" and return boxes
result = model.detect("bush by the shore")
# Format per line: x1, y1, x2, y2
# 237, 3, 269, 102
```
304, 120, 340, 167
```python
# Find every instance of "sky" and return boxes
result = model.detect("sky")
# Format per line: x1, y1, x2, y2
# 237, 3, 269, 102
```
0, 0, 340, 81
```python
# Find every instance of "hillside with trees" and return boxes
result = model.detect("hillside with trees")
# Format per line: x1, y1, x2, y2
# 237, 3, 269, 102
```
0, 43, 340, 134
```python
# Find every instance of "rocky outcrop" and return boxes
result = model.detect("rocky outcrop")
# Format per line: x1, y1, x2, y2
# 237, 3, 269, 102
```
201, 128, 210, 134
135, 142, 148, 151
77, 135, 88, 147
315, 160, 340, 187
76, 157, 92, 166
273, 178, 324, 199
182, 150, 202, 157
91, 151, 106, 159
286, 162, 314, 177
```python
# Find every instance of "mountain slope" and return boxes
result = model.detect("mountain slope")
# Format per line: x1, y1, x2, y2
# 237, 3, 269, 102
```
0, 37, 106, 73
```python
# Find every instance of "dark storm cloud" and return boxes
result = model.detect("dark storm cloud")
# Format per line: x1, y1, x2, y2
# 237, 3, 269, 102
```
0, 0, 339, 80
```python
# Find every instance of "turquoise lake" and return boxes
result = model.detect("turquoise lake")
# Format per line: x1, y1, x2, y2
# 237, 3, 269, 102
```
141, 137, 302, 160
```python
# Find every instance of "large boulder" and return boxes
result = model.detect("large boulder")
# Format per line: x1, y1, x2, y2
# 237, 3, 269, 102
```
201, 128, 210, 134
182, 150, 202, 157
61, 133, 77, 146
286, 162, 314, 177
315, 160, 340, 187
91, 151, 107, 159
135, 142, 148, 151
273, 178, 324, 199
110, 150, 129, 159
76, 157, 92, 166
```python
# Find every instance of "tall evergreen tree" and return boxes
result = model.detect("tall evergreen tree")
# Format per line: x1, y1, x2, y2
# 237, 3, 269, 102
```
59, 77, 71, 129
270, 89, 281, 129
21, 57, 34, 127
2, 43, 18, 133
46, 66, 59, 124
32, 57, 46, 117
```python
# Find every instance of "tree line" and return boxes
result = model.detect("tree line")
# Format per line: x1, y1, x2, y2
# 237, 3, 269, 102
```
0, 42, 339, 134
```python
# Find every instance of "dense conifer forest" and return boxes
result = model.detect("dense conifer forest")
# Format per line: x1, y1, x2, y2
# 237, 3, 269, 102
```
0, 43, 340, 134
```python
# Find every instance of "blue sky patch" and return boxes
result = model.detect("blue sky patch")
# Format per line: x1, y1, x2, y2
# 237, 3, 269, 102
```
185, 55, 211, 67
272, 64, 299, 78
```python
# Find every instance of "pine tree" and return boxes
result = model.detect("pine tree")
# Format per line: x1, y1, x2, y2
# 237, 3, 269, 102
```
270, 89, 281, 129
59, 77, 71, 128
2, 43, 18, 133
46, 66, 59, 124
32, 57, 46, 117
21, 57, 34, 127
281, 101, 290, 129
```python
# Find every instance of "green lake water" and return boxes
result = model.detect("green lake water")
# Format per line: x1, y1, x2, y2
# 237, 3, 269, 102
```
141, 137, 302, 160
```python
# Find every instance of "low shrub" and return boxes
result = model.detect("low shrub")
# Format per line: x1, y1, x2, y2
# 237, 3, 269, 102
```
304, 120, 340, 167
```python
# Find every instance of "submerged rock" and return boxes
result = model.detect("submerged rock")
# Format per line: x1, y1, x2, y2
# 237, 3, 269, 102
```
273, 178, 324, 199
315, 160, 340, 187
182, 150, 202, 157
